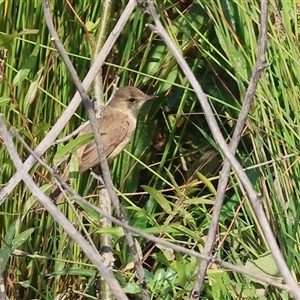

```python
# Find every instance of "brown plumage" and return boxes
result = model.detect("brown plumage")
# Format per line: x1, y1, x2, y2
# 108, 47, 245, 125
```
51, 86, 157, 202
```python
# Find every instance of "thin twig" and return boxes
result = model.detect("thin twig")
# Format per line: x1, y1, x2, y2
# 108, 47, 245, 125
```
6, 125, 294, 293
106, 76, 120, 105
0, 0, 136, 205
143, 0, 300, 298
41, 1, 149, 298
0, 115, 128, 300
12, 128, 99, 254
192, 0, 270, 296
54, 121, 89, 144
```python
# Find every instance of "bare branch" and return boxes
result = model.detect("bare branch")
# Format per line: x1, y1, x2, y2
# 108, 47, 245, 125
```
0, 0, 136, 204
54, 121, 89, 144
193, 0, 270, 296
41, 1, 149, 298
10, 124, 293, 294
0, 115, 128, 300
106, 76, 120, 105
143, 0, 300, 298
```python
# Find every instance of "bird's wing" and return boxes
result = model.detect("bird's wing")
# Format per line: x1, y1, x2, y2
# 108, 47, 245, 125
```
77, 109, 134, 174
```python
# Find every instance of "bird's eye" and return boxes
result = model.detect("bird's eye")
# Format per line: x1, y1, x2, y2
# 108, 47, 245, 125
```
128, 97, 136, 103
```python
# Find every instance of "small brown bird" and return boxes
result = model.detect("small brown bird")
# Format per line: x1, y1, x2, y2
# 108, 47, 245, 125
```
77, 86, 157, 172
51, 86, 157, 201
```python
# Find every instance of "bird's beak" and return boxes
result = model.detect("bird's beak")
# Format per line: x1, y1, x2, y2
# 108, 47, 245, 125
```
145, 94, 158, 101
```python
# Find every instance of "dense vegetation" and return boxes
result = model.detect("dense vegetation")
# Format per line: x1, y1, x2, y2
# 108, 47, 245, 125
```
1, 1, 300, 299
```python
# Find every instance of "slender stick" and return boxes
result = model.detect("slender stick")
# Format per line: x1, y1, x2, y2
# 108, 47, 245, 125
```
0, 0, 136, 205
193, 0, 270, 296
0, 116, 128, 300
143, 0, 300, 298
41, 1, 149, 298
9, 124, 294, 293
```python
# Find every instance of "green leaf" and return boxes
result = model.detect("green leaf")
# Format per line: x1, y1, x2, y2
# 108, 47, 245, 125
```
24, 67, 44, 112
85, 19, 100, 32
154, 268, 165, 282
53, 132, 94, 167
0, 220, 16, 269
123, 283, 140, 294
156, 244, 175, 262
170, 224, 203, 242
160, 65, 178, 94
145, 43, 168, 75
152, 252, 172, 267
214, 25, 247, 90
12, 41, 40, 86
12, 55, 36, 86
23, 184, 52, 216
33, 121, 51, 138
245, 252, 282, 284
0, 29, 39, 50
47, 268, 97, 277
0, 96, 11, 107
175, 252, 187, 287
142, 185, 172, 214
164, 168, 181, 194
12, 228, 35, 250
116, 113, 154, 192
196, 171, 217, 195
96, 226, 124, 237
75, 197, 100, 222
18, 280, 31, 288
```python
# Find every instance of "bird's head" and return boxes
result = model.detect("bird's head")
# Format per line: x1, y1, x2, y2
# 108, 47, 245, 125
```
108, 86, 157, 118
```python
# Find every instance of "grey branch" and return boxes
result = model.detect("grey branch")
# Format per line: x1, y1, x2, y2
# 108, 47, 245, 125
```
193, 0, 270, 296
143, 0, 300, 299
0, 0, 136, 205
0, 115, 128, 300
10, 123, 292, 292
41, 1, 149, 299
